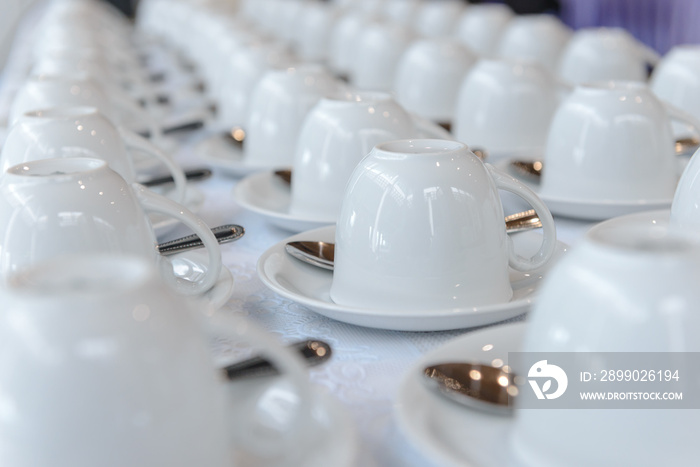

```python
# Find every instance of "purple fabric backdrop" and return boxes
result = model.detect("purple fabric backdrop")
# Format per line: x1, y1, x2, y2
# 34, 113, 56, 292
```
558, 0, 700, 54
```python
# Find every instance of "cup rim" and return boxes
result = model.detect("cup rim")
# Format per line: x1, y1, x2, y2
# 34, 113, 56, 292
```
321, 90, 394, 105
374, 138, 468, 156
24, 106, 100, 120
5, 157, 107, 178
574, 80, 650, 93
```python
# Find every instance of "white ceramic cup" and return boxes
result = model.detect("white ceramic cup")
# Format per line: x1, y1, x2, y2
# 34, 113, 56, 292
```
329, 139, 557, 310
383, 0, 420, 26
289, 91, 448, 221
0, 158, 220, 296
509, 215, 700, 467
8, 75, 159, 138
558, 27, 660, 85
212, 40, 296, 132
352, 20, 416, 92
671, 147, 700, 231
454, 3, 514, 57
540, 81, 698, 202
496, 14, 572, 74
413, 0, 465, 38
328, 10, 379, 78
651, 44, 700, 136
29, 50, 154, 106
394, 37, 478, 125
293, 2, 340, 63
244, 65, 344, 169
0, 253, 314, 467
454, 59, 568, 156
1, 107, 187, 203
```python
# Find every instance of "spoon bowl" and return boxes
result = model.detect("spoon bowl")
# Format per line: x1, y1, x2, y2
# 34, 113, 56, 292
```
422, 362, 517, 415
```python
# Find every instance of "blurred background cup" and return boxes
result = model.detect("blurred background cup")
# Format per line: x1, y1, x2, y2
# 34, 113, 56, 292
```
496, 14, 572, 74
1, 107, 187, 204
650, 44, 700, 139
351, 20, 416, 91
382, 0, 420, 26
330, 139, 557, 310
289, 91, 418, 221
413, 0, 465, 38
671, 146, 700, 231
328, 9, 380, 81
0, 157, 221, 296
8, 75, 160, 140
293, 1, 341, 64
453, 59, 568, 158
540, 81, 695, 203
557, 27, 661, 85
394, 37, 478, 129
509, 216, 700, 467
211, 39, 296, 134
0, 253, 314, 466
454, 3, 514, 57
243, 65, 345, 169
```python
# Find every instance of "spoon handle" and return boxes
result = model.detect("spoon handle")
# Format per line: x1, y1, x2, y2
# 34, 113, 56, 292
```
141, 167, 213, 187
157, 224, 245, 256
222, 339, 332, 380
505, 209, 542, 233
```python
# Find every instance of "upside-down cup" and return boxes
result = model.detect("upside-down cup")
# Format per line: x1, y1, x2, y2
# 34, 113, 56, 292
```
510, 214, 700, 466
0, 158, 220, 296
0, 253, 314, 466
329, 139, 557, 311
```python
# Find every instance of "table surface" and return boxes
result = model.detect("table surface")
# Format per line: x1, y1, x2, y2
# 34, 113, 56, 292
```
0, 11, 598, 466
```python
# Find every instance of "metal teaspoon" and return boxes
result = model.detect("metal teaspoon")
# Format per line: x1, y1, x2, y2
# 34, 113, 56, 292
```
157, 224, 245, 256
421, 362, 517, 415
284, 210, 542, 270
141, 167, 213, 187
222, 339, 332, 380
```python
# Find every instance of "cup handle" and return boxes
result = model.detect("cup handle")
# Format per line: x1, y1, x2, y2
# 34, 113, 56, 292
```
119, 127, 188, 204
132, 183, 222, 295
663, 103, 700, 139
201, 311, 314, 463
486, 164, 558, 272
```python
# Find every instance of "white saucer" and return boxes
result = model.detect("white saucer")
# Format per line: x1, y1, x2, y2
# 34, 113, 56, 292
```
195, 132, 273, 178
256, 226, 568, 331
171, 249, 234, 311
395, 322, 526, 467
149, 185, 206, 237
494, 159, 675, 221
228, 382, 357, 467
233, 171, 335, 233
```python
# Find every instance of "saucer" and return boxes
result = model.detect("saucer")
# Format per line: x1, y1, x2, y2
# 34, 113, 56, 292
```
228, 381, 357, 467
195, 132, 272, 178
233, 171, 335, 233
256, 226, 568, 331
171, 249, 234, 311
495, 159, 675, 221
395, 322, 526, 467
149, 185, 206, 237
